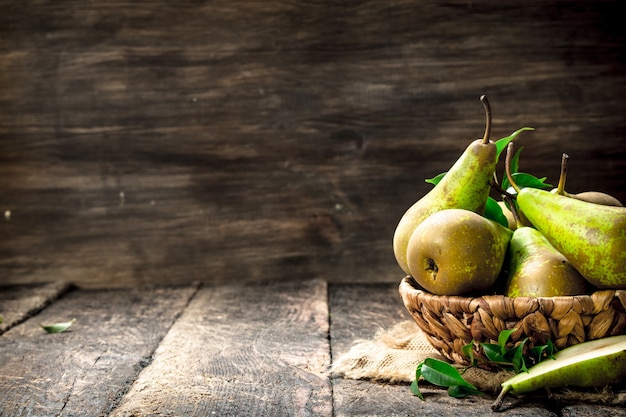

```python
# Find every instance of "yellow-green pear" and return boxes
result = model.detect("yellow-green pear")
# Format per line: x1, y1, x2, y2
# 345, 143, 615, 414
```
393, 96, 498, 274
493, 335, 626, 411
551, 153, 623, 207
406, 208, 512, 296
504, 227, 589, 297
505, 143, 626, 289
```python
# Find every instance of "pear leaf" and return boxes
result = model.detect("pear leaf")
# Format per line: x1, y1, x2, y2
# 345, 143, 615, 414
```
504, 339, 529, 373
502, 172, 553, 195
481, 343, 505, 363
484, 197, 509, 227
425, 172, 446, 186
545, 339, 557, 360
411, 362, 425, 400
462, 341, 477, 366
448, 384, 484, 398
495, 127, 534, 160
497, 328, 517, 353
41, 318, 76, 334
421, 358, 478, 391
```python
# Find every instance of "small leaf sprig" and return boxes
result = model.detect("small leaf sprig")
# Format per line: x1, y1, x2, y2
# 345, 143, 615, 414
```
411, 328, 556, 400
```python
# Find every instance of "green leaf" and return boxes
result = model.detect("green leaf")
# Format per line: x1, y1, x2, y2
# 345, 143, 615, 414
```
448, 384, 484, 398
411, 362, 425, 400
421, 358, 478, 391
481, 343, 505, 363
462, 341, 476, 366
502, 172, 553, 194
530, 344, 547, 363
483, 197, 509, 227
425, 172, 446, 186
495, 127, 534, 160
41, 318, 76, 334
545, 339, 557, 359
497, 328, 517, 353
505, 340, 529, 373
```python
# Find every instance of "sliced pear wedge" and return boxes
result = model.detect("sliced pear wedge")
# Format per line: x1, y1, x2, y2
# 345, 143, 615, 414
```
492, 335, 626, 411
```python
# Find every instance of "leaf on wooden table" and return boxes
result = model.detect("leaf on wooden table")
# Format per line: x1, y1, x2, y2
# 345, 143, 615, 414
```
41, 318, 76, 333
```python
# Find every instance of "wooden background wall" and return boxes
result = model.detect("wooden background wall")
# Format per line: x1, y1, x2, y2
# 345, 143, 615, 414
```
1, 0, 625, 288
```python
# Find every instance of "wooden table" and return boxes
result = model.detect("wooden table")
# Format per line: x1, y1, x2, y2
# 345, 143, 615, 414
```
1, 280, 624, 416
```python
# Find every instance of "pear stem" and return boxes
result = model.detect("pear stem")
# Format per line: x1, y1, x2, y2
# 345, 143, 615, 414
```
503, 194, 523, 229
491, 387, 509, 412
555, 153, 569, 195
489, 180, 517, 200
504, 142, 521, 194
480, 95, 492, 145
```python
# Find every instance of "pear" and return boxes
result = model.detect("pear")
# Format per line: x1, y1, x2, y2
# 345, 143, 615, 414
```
492, 335, 626, 411
393, 96, 498, 274
406, 208, 512, 296
570, 191, 623, 207
505, 143, 626, 289
504, 227, 589, 297
551, 153, 623, 207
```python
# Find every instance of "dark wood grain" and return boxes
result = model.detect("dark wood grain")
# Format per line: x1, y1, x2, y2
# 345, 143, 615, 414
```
0, 285, 198, 417
1, 1, 625, 287
108, 279, 332, 417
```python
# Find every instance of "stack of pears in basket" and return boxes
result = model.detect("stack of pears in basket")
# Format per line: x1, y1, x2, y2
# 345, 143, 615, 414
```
393, 96, 626, 297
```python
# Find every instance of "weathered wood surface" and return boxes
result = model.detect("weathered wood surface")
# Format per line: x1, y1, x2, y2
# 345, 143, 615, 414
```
0, 284, 198, 417
1, 281, 625, 416
109, 279, 332, 417
1, 1, 625, 288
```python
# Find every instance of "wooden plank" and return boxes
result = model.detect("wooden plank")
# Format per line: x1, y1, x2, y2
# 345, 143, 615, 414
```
0, 284, 199, 417
328, 283, 555, 416
1, 1, 626, 288
0, 281, 72, 334
109, 279, 332, 416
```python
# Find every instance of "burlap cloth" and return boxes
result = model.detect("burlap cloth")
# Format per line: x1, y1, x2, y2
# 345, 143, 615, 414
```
331, 319, 626, 404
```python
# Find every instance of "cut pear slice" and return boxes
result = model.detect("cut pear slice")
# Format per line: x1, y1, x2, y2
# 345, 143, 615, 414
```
492, 335, 626, 411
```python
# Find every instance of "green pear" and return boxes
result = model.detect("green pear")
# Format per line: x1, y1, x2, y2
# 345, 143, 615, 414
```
505, 143, 626, 289
504, 227, 589, 297
393, 96, 498, 274
406, 208, 512, 296
551, 153, 623, 207
493, 335, 626, 411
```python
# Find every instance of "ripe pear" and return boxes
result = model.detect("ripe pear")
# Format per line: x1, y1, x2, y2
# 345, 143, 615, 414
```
393, 96, 498, 274
406, 208, 512, 296
571, 191, 623, 207
504, 226, 589, 297
551, 153, 623, 207
493, 335, 626, 411
505, 143, 626, 289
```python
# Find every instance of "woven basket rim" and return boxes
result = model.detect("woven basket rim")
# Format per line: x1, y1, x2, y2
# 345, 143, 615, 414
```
399, 275, 626, 304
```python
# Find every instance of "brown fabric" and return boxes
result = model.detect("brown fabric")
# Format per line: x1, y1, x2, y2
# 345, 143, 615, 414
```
331, 319, 626, 402
331, 320, 512, 392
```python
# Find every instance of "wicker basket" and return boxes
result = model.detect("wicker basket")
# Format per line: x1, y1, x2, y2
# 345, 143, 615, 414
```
399, 276, 626, 366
